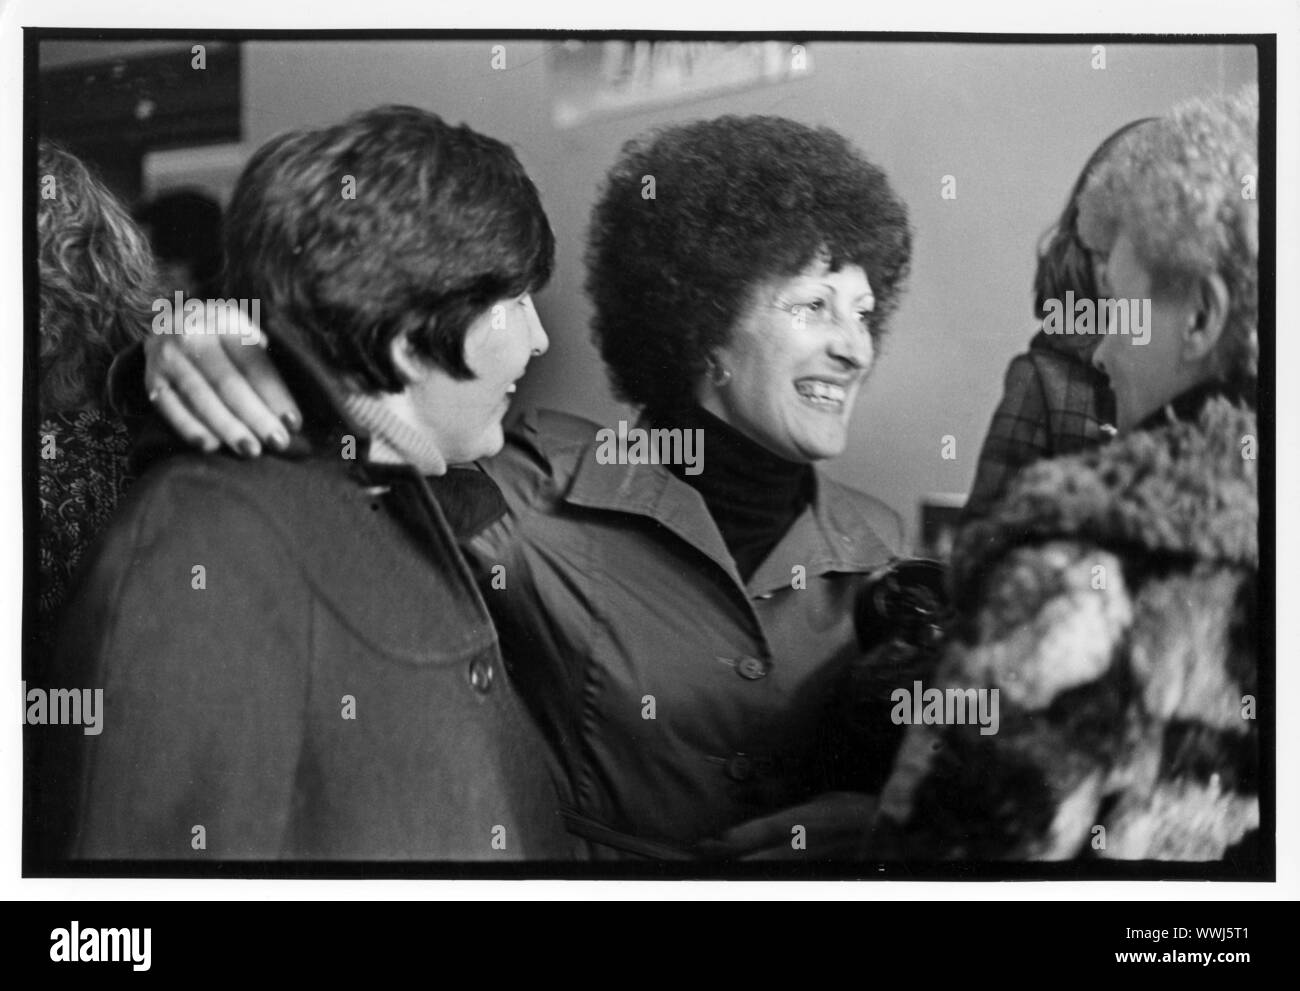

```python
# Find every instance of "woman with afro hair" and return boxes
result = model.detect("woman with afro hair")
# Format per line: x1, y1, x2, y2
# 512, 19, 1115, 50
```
474, 115, 915, 858
136, 113, 917, 860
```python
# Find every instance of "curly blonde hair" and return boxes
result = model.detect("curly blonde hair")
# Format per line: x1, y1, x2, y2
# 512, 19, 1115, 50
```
38, 143, 159, 414
1077, 87, 1258, 397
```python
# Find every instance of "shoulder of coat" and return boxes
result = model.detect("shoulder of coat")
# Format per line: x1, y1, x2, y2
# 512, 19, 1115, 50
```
816, 473, 906, 556
508, 406, 601, 447
90, 454, 318, 588
130, 450, 344, 530
529, 407, 605, 448
493, 406, 605, 495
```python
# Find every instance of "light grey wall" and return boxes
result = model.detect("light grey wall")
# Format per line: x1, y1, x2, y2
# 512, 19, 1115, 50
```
238, 40, 1257, 546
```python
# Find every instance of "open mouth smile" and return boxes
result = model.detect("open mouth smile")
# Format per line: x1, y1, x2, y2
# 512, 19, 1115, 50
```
795, 378, 849, 411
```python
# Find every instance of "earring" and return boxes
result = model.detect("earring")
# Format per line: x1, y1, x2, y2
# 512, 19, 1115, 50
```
706, 356, 732, 388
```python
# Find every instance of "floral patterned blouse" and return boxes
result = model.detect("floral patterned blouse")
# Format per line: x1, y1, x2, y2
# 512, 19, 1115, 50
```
37, 408, 133, 652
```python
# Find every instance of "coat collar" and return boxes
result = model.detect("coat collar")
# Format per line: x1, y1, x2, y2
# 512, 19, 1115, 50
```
561, 419, 894, 595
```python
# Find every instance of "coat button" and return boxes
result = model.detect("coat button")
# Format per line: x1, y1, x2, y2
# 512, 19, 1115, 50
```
726, 754, 754, 781
468, 657, 494, 694
735, 656, 770, 681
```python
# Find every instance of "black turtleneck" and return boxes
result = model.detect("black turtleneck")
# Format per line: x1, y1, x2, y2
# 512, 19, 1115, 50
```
661, 406, 814, 582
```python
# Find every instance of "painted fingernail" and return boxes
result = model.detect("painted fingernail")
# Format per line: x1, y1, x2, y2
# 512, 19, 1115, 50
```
281, 411, 302, 432
238, 437, 262, 458
268, 427, 291, 450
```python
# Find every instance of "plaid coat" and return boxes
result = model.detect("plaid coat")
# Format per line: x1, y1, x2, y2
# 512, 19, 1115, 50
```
963, 330, 1115, 520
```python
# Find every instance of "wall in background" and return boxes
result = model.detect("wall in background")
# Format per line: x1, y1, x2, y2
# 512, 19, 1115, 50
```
234, 40, 1254, 545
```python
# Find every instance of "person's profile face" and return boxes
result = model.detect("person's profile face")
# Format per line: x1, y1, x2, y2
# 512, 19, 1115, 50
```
1091, 230, 1199, 433
699, 259, 876, 463
408, 293, 549, 464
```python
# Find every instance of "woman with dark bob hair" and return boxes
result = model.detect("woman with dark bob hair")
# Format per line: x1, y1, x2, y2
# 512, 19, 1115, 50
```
42, 105, 571, 861
136, 113, 914, 859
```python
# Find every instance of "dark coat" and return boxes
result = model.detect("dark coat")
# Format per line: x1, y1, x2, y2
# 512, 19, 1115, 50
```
33, 341, 572, 862
876, 393, 1259, 861
469, 408, 905, 858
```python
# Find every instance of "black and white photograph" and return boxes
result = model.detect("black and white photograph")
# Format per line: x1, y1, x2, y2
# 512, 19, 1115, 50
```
4, 1, 1296, 940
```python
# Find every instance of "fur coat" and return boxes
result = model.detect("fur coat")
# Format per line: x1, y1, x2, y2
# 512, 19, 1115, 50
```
874, 395, 1259, 861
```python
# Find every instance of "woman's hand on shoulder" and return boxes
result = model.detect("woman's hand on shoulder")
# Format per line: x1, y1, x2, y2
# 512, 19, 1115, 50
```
144, 312, 300, 457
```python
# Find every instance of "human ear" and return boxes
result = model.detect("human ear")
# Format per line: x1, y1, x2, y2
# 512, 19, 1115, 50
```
388, 330, 432, 386
1182, 272, 1230, 363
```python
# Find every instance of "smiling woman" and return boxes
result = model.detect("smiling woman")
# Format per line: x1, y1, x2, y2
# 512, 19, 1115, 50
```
587, 115, 911, 428
470, 114, 916, 858
704, 258, 877, 463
